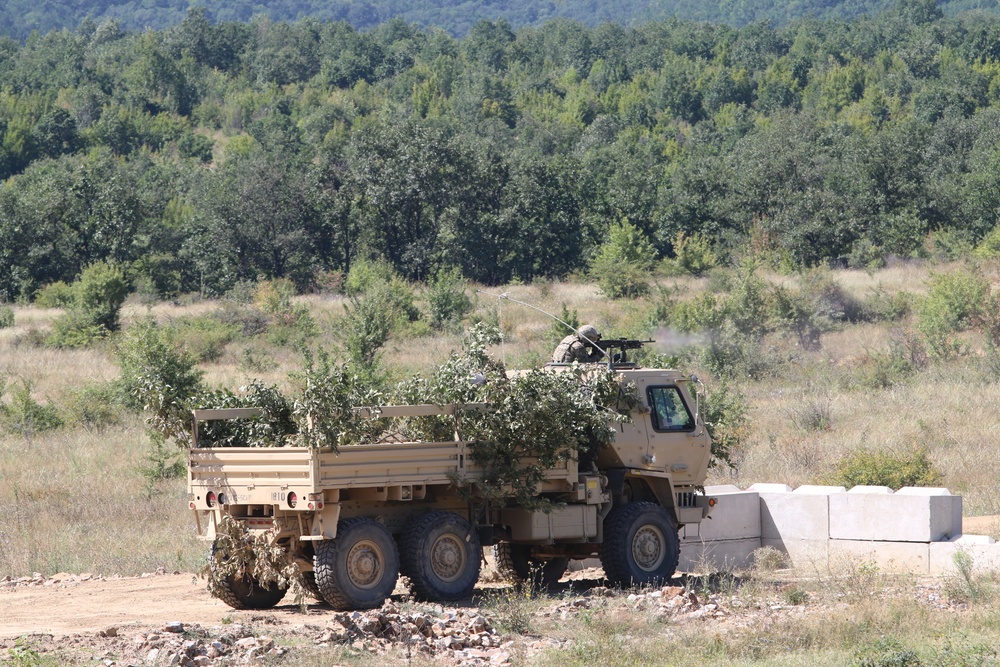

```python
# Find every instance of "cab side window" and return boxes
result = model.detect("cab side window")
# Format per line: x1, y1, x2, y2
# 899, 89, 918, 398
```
647, 386, 694, 432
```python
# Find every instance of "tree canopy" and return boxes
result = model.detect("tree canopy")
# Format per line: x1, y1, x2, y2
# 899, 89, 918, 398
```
4, 2, 1000, 299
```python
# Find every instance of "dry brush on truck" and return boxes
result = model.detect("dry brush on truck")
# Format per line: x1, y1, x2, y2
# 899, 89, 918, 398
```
181, 326, 717, 611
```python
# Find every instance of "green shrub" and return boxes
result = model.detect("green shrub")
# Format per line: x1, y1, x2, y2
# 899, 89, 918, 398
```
427, 266, 473, 330
853, 637, 920, 667
253, 278, 316, 347
831, 447, 943, 490
343, 291, 392, 368
590, 220, 656, 299
47, 262, 130, 348
700, 381, 750, 470
63, 383, 122, 430
856, 332, 924, 390
0, 378, 63, 437
166, 315, 239, 363
916, 269, 988, 358
859, 287, 913, 323
75, 261, 130, 332
343, 258, 396, 297
666, 231, 717, 276
34, 281, 75, 308
0, 305, 13, 328
973, 224, 1000, 259
114, 317, 205, 432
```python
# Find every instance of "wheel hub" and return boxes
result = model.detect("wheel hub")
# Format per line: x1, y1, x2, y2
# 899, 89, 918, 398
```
347, 539, 384, 589
632, 525, 666, 571
431, 534, 466, 582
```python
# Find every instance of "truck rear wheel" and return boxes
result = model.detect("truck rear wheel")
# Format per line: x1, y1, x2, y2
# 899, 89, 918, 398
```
493, 543, 569, 589
209, 543, 287, 610
600, 502, 679, 588
401, 511, 481, 602
314, 517, 400, 611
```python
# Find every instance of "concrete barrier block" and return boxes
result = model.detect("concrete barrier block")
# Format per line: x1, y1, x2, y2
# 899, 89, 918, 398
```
930, 541, 1000, 574
829, 540, 929, 574
686, 488, 760, 541
757, 486, 836, 541
829, 489, 962, 542
761, 538, 829, 570
680, 538, 760, 573
747, 483, 793, 493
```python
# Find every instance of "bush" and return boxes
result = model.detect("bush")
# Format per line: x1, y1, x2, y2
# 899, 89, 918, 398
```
916, 269, 988, 358
167, 315, 239, 363
0, 378, 63, 436
343, 258, 396, 297
75, 261, 130, 332
47, 262, 130, 348
34, 281, 75, 308
666, 231, 717, 276
114, 318, 205, 436
0, 305, 13, 328
700, 381, 750, 470
343, 291, 393, 368
63, 383, 123, 430
858, 287, 913, 323
590, 220, 657, 299
853, 637, 920, 667
427, 267, 473, 330
830, 447, 943, 490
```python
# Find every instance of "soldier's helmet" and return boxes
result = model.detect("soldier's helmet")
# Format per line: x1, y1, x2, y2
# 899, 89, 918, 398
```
578, 324, 601, 342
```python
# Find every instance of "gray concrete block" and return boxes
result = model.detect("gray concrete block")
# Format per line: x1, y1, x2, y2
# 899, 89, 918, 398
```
686, 488, 760, 541
930, 540, 1000, 575
757, 486, 837, 541
680, 538, 760, 573
829, 540, 929, 574
829, 488, 962, 542
761, 538, 829, 570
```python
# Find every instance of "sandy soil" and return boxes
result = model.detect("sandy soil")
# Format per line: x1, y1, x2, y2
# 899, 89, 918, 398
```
0, 573, 245, 638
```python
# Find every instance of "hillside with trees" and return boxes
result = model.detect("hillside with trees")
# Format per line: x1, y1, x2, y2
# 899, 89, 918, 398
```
4, 0, 1000, 301
2, 0, 999, 41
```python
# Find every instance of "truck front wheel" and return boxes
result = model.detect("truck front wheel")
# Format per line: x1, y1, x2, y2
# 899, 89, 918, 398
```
401, 511, 481, 602
600, 502, 679, 588
314, 517, 400, 611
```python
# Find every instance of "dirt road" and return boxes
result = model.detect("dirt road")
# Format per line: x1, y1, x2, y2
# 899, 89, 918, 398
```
0, 573, 250, 638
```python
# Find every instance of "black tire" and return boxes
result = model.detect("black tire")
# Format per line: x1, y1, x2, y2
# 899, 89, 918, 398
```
209, 543, 287, 610
493, 542, 569, 588
600, 502, 679, 589
301, 572, 323, 600
400, 511, 482, 602
314, 517, 400, 611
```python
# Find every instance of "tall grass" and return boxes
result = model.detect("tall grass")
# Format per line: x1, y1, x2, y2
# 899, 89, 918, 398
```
3, 262, 1000, 581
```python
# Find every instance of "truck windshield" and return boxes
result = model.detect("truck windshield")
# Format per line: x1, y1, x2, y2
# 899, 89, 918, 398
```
647, 386, 694, 432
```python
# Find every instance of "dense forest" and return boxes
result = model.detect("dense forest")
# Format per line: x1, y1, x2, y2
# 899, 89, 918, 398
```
4, 0, 1000, 300
3, 0, 1000, 40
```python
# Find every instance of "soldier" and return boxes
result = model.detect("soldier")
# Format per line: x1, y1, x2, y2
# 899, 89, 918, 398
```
552, 324, 605, 363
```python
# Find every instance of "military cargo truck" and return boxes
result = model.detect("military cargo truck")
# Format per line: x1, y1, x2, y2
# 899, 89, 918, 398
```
187, 341, 716, 611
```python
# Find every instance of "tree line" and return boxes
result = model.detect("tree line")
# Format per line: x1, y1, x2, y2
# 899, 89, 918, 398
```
4, 0, 998, 42
4, 0, 1000, 301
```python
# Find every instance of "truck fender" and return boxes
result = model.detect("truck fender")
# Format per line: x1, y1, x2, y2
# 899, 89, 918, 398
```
307, 504, 342, 540
624, 470, 677, 522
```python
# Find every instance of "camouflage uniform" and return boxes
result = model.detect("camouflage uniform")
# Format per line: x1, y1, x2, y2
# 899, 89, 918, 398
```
551, 325, 604, 363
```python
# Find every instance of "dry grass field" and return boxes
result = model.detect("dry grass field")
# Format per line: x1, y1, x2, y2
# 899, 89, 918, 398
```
3, 261, 1000, 664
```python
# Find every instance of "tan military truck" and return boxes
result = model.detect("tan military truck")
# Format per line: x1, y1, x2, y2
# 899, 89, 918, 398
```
187, 340, 716, 611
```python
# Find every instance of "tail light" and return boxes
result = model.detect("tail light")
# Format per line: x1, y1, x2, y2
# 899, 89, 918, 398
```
287, 491, 297, 508
206, 491, 216, 508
